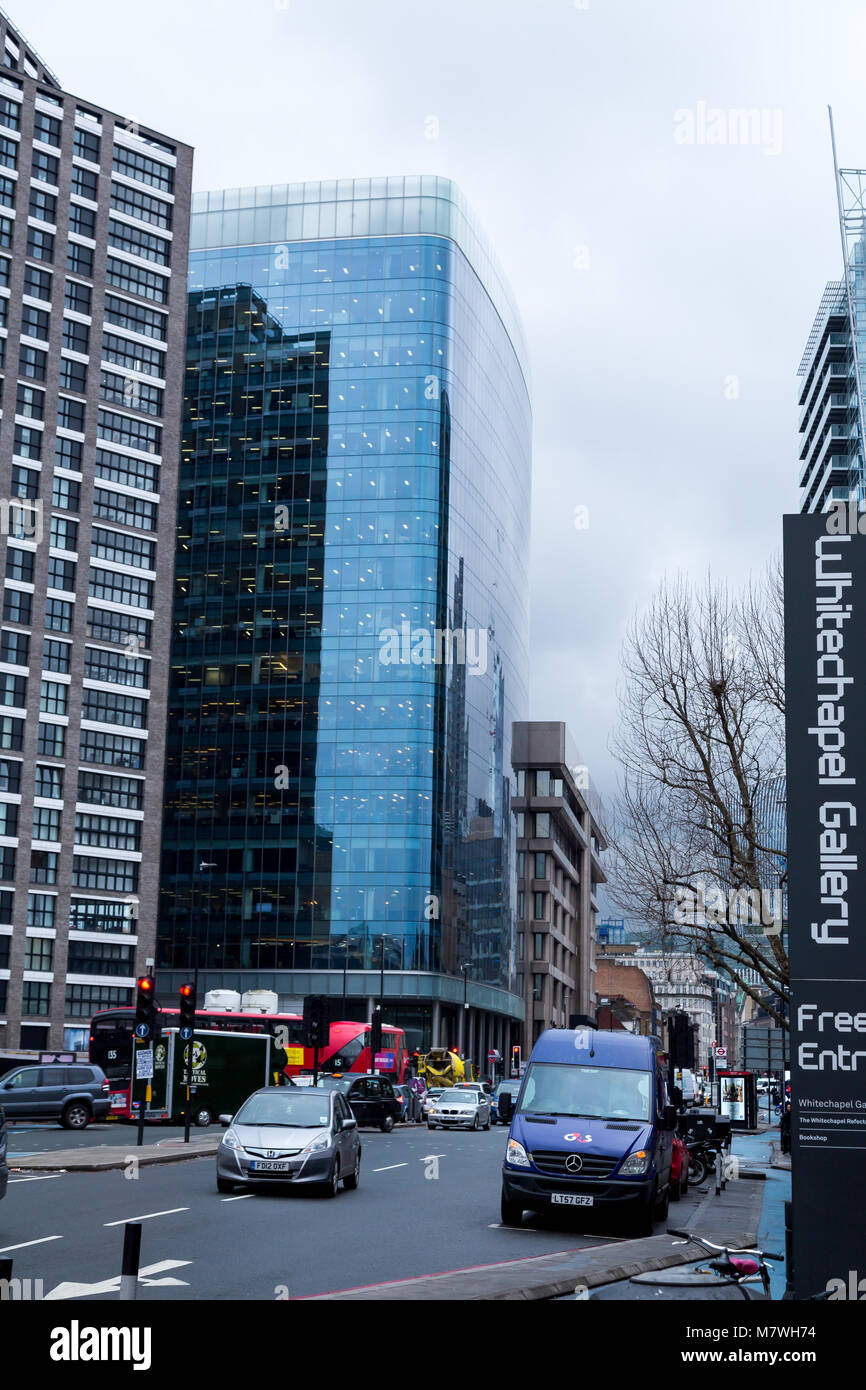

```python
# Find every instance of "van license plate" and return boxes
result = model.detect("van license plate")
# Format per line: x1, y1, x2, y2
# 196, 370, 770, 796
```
250, 1160, 290, 1172
551, 1194, 594, 1206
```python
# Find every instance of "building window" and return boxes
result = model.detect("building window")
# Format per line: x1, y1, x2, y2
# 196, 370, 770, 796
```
111, 145, 174, 192
79, 729, 146, 770
56, 436, 84, 470
83, 646, 149, 690
32, 806, 62, 842
2, 591, 31, 625
533, 932, 545, 959
96, 409, 160, 454
74, 127, 101, 162
69, 204, 96, 239
517, 890, 524, 920
85, 607, 151, 649
34, 765, 63, 799
23, 264, 52, 300
69, 898, 135, 933
31, 148, 59, 183
59, 357, 88, 394
103, 293, 167, 341
67, 939, 135, 977
91, 527, 155, 570
105, 256, 168, 304
13, 425, 43, 461
0, 758, 21, 793
53, 476, 82, 512
47, 557, 77, 593
61, 318, 90, 353
0, 801, 18, 837
49, 517, 79, 553
534, 852, 546, 879
88, 568, 154, 610
109, 181, 172, 229
19, 345, 47, 380
107, 220, 170, 267
0, 672, 27, 707
29, 188, 57, 223
26, 226, 54, 261
64, 279, 92, 314
534, 813, 550, 839
0, 845, 16, 879
37, 721, 66, 757
33, 111, 62, 146
65, 983, 133, 1017
80, 689, 148, 728
67, 240, 94, 276
100, 371, 163, 417
57, 397, 86, 433
24, 936, 54, 971
0, 97, 20, 131
74, 813, 141, 852
0, 715, 24, 751
39, 679, 68, 716
77, 770, 144, 810
517, 931, 525, 961
72, 856, 139, 892
45, 598, 74, 633
92, 489, 158, 532
0, 631, 28, 666
532, 975, 543, 1002
21, 981, 51, 1015
94, 448, 159, 492
5, 548, 35, 584
70, 166, 98, 201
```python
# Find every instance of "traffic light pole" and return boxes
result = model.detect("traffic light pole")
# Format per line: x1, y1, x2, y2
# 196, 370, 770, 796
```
136, 1043, 145, 1148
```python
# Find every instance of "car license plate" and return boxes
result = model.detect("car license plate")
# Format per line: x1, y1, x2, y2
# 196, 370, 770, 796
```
551, 1193, 594, 1206
250, 1160, 290, 1172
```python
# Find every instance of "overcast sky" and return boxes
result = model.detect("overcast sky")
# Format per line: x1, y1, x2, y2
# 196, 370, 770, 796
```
24, 0, 865, 808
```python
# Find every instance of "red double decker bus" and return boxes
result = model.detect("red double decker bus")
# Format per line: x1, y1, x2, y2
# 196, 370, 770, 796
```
89, 1007, 408, 1118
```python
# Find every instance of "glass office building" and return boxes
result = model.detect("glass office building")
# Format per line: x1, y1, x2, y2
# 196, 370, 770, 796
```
158, 179, 531, 1057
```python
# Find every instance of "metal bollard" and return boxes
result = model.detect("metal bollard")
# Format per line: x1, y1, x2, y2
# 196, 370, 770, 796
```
119, 1221, 142, 1301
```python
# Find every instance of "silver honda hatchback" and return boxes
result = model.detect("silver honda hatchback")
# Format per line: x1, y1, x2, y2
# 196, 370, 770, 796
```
216, 1086, 361, 1197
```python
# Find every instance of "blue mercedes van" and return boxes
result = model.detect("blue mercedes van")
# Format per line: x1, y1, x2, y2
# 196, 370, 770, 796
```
501, 1029, 676, 1234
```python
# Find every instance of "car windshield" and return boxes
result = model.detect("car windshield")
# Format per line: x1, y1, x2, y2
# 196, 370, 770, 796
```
235, 1092, 331, 1127
497, 1082, 519, 1096
439, 1092, 474, 1105
315, 1076, 351, 1092
516, 1063, 652, 1122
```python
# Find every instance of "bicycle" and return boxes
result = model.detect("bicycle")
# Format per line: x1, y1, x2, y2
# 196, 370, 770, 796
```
587, 1230, 783, 1300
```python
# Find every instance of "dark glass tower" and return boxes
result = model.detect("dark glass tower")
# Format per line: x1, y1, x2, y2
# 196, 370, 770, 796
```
159, 179, 531, 1056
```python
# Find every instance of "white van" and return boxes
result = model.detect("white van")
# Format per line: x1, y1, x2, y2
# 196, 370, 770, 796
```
675, 1068, 697, 1106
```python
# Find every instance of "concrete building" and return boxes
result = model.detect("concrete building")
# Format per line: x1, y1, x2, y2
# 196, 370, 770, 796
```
511, 721, 607, 1053
595, 955, 655, 1035
0, 9, 192, 1049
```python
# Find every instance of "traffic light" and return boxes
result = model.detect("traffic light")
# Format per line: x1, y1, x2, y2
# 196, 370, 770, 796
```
302, 993, 329, 1049
134, 975, 157, 1042
511, 1044, 521, 1075
178, 982, 196, 1036
369, 1008, 382, 1060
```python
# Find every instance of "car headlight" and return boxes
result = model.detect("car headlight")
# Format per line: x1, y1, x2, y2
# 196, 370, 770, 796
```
506, 1138, 530, 1168
303, 1133, 332, 1155
222, 1128, 244, 1151
619, 1149, 650, 1176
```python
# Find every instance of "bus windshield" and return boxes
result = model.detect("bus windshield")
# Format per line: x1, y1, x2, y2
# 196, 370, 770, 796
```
89, 1015, 134, 1081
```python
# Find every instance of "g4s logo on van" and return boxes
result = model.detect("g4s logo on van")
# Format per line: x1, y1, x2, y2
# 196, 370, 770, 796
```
564, 1132, 592, 1143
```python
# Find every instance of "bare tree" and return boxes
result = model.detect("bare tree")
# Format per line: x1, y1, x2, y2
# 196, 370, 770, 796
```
608, 564, 788, 1027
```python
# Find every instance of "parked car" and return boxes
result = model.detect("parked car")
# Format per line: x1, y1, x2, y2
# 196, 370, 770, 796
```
428, 1088, 491, 1130
421, 1086, 444, 1121
491, 1079, 521, 1124
217, 1085, 360, 1196
500, 1029, 676, 1235
0, 1105, 7, 1203
669, 1134, 689, 1200
0, 1062, 110, 1129
315, 1073, 402, 1132
392, 1084, 413, 1123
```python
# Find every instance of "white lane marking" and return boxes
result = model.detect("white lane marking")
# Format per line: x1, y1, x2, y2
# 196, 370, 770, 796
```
8, 1174, 64, 1184
103, 1206, 189, 1227
0, 1234, 62, 1252
45, 1259, 192, 1301
221, 1193, 255, 1201
372, 1163, 408, 1172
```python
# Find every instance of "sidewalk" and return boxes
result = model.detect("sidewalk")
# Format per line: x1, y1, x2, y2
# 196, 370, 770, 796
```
10, 1134, 220, 1172
731, 1129, 791, 1300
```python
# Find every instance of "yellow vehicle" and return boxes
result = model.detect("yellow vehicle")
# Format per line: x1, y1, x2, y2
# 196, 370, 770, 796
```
418, 1048, 472, 1088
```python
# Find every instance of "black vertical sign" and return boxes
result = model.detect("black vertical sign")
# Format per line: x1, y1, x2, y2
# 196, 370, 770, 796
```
783, 515, 866, 1299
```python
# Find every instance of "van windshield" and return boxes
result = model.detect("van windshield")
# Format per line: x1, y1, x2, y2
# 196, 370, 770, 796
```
517, 1063, 652, 1122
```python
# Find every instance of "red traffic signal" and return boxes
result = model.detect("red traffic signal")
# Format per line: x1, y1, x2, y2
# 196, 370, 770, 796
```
178, 982, 196, 1032
137, 975, 153, 993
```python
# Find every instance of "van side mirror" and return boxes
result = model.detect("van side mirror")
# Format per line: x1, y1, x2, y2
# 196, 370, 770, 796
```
498, 1091, 514, 1121
662, 1104, 677, 1131
219, 1114, 233, 1127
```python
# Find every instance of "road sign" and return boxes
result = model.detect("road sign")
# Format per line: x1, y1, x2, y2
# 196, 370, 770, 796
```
134, 1022, 150, 1040
488, 1049, 500, 1061
179, 1026, 193, 1041
135, 1048, 154, 1080
374, 1050, 395, 1070
715, 1047, 727, 1060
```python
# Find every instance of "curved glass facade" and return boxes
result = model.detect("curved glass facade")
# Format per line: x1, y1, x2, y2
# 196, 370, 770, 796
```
158, 179, 531, 1023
